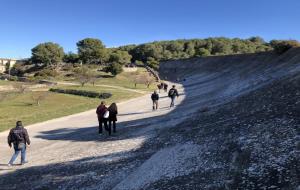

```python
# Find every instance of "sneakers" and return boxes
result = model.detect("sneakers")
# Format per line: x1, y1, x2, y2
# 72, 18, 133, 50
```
21, 161, 28, 165
7, 163, 12, 167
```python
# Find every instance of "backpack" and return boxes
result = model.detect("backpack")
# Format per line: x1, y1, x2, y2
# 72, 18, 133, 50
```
168, 89, 175, 97
12, 129, 22, 143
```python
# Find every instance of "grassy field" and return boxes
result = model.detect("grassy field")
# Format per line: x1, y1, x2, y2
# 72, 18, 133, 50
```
0, 86, 142, 132
0, 67, 158, 132
57, 67, 158, 91
96, 71, 155, 90
0, 80, 20, 86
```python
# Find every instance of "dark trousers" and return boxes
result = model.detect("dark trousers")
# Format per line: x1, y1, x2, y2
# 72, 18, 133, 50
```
98, 117, 108, 134
109, 120, 116, 134
170, 97, 176, 107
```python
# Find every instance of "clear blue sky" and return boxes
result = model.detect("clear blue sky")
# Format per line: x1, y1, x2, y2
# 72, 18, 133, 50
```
1, 0, 299, 58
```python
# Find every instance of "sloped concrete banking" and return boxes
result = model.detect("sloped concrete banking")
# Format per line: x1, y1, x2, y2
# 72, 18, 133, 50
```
0, 49, 299, 189
112, 49, 300, 190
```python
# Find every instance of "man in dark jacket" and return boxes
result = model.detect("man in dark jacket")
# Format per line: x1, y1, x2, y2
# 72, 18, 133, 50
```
96, 101, 108, 134
151, 90, 159, 110
7, 121, 31, 166
168, 85, 179, 107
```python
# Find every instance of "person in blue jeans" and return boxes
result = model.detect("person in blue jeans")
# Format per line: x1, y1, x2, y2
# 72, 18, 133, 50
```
168, 85, 179, 107
7, 121, 31, 166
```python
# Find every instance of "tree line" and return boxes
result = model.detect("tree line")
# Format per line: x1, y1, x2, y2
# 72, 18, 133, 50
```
29, 37, 300, 72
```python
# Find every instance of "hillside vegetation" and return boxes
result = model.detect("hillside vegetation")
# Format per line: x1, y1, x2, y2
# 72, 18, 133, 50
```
8, 37, 300, 80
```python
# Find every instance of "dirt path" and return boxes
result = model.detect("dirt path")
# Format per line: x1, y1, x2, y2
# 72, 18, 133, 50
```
0, 81, 185, 176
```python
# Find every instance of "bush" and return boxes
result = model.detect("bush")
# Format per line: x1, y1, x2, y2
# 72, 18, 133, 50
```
49, 88, 112, 99
195, 48, 211, 57
62, 63, 75, 71
26, 76, 39, 82
146, 57, 159, 70
135, 60, 144, 66
10, 63, 26, 76
34, 68, 59, 78
270, 40, 300, 54
105, 62, 123, 76
9, 76, 18, 81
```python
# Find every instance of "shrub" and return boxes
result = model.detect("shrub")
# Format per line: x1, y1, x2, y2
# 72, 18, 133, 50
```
10, 63, 26, 76
135, 60, 144, 66
49, 88, 112, 99
105, 62, 123, 76
34, 68, 59, 78
270, 40, 300, 54
26, 76, 39, 82
73, 66, 96, 86
9, 76, 18, 81
195, 48, 211, 57
62, 63, 75, 71
146, 57, 159, 70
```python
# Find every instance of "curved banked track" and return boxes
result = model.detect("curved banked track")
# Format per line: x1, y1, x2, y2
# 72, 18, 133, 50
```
0, 49, 299, 189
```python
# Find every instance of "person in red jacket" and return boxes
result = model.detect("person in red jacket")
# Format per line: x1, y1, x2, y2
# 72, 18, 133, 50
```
96, 101, 108, 134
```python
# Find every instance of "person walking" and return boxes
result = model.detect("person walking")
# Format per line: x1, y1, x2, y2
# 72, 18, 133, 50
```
157, 83, 163, 93
7, 121, 31, 166
151, 90, 159, 110
108, 103, 118, 135
163, 83, 168, 92
168, 85, 179, 107
96, 101, 108, 134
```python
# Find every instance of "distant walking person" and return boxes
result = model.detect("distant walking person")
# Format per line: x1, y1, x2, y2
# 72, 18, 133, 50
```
151, 90, 159, 110
157, 83, 163, 93
168, 85, 179, 107
108, 103, 118, 135
7, 121, 31, 166
96, 101, 108, 134
163, 83, 168, 92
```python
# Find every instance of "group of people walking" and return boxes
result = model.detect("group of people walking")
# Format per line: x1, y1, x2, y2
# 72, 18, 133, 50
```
6, 83, 179, 167
157, 82, 168, 93
151, 84, 179, 110
96, 102, 118, 136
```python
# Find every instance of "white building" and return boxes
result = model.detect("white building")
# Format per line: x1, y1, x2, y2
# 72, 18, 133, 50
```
0, 58, 17, 73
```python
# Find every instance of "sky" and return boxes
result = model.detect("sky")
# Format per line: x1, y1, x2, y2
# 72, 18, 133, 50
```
0, 0, 300, 58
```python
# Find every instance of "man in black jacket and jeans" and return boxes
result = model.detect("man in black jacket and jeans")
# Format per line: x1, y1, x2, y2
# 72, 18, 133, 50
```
168, 85, 179, 107
151, 90, 159, 110
7, 121, 31, 166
